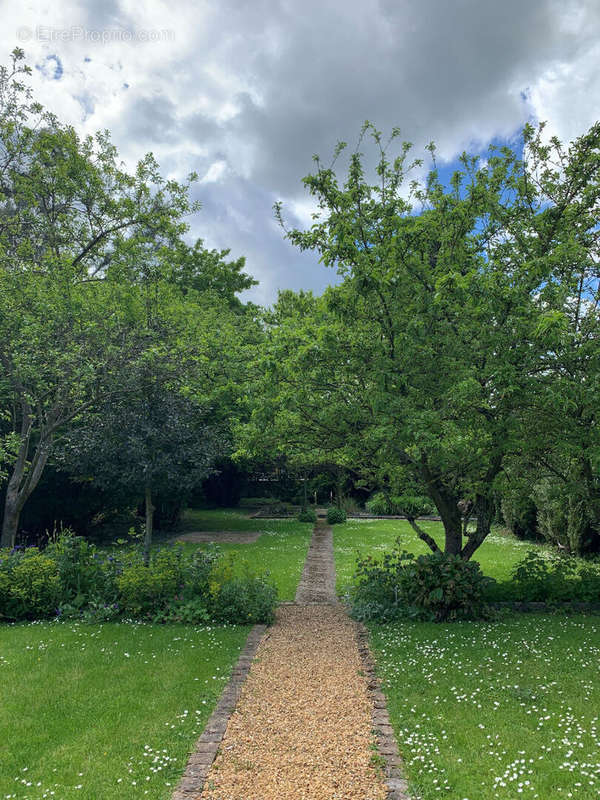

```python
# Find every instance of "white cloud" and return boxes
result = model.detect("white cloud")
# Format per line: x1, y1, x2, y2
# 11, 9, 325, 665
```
201, 159, 227, 183
1, 0, 600, 303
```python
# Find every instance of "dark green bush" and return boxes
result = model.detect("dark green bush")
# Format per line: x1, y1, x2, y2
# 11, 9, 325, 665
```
326, 506, 347, 524
500, 488, 540, 541
45, 532, 117, 605
365, 492, 434, 517
351, 541, 492, 621
532, 479, 600, 555
297, 508, 317, 523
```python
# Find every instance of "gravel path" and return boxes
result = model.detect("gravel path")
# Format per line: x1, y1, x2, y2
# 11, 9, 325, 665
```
200, 605, 387, 800
196, 521, 388, 800
294, 522, 337, 604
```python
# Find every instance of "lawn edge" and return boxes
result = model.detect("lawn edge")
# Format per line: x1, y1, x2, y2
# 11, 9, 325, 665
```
355, 621, 413, 800
171, 623, 267, 799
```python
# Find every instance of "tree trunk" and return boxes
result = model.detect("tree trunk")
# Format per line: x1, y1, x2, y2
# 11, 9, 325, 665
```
461, 494, 495, 560
418, 458, 463, 555
1, 424, 51, 549
143, 485, 154, 566
1, 491, 22, 549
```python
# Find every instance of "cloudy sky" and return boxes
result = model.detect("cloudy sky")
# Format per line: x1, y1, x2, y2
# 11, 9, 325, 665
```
2, 0, 600, 303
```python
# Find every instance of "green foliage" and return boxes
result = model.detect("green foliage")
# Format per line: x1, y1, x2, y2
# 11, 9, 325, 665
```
507, 551, 600, 603
0, 49, 204, 549
351, 541, 492, 621
532, 478, 599, 555
117, 563, 179, 616
500, 485, 540, 541
297, 508, 317, 523
365, 492, 434, 517
0, 548, 61, 618
210, 574, 278, 625
254, 119, 600, 563
45, 531, 117, 604
326, 506, 347, 524
151, 597, 211, 624
0, 50, 259, 551
0, 531, 277, 623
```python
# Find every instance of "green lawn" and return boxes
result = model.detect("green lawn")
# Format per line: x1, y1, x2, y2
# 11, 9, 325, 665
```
171, 508, 313, 601
0, 621, 249, 800
369, 614, 600, 800
333, 519, 551, 593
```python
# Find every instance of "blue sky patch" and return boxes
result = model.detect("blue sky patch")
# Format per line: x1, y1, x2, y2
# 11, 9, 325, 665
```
36, 54, 63, 81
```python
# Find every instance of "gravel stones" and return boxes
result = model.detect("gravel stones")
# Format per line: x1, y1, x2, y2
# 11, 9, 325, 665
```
200, 604, 387, 800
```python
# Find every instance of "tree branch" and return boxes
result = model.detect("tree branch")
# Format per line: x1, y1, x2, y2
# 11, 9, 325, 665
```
406, 516, 440, 553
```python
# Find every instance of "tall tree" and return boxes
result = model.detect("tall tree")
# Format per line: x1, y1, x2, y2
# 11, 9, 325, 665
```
58, 243, 261, 557
266, 121, 600, 559
60, 356, 225, 562
0, 49, 197, 547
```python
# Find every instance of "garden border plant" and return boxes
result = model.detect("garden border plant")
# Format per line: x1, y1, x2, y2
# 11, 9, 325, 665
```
0, 530, 277, 625
351, 538, 493, 622
348, 534, 600, 622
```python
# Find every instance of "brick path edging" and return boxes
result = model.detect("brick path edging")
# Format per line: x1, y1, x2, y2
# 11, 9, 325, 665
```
171, 624, 267, 799
355, 622, 412, 800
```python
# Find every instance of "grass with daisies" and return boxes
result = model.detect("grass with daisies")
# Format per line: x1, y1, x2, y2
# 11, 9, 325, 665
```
0, 509, 313, 800
0, 621, 249, 800
333, 518, 600, 800
3, 512, 600, 799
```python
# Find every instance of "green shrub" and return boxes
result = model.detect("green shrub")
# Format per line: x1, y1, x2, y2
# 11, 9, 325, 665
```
0, 549, 62, 619
45, 531, 117, 605
500, 489, 539, 541
351, 541, 492, 621
297, 508, 317, 523
532, 478, 599, 555
365, 492, 434, 517
116, 557, 179, 615
58, 599, 121, 622
0, 535, 278, 625
505, 550, 600, 603
400, 551, 491, 620
211, 574, 277, 624
326, 506, 347, 524
180, 546, 219, 601
152, 597, 211, 624
364, 492, 390, 515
